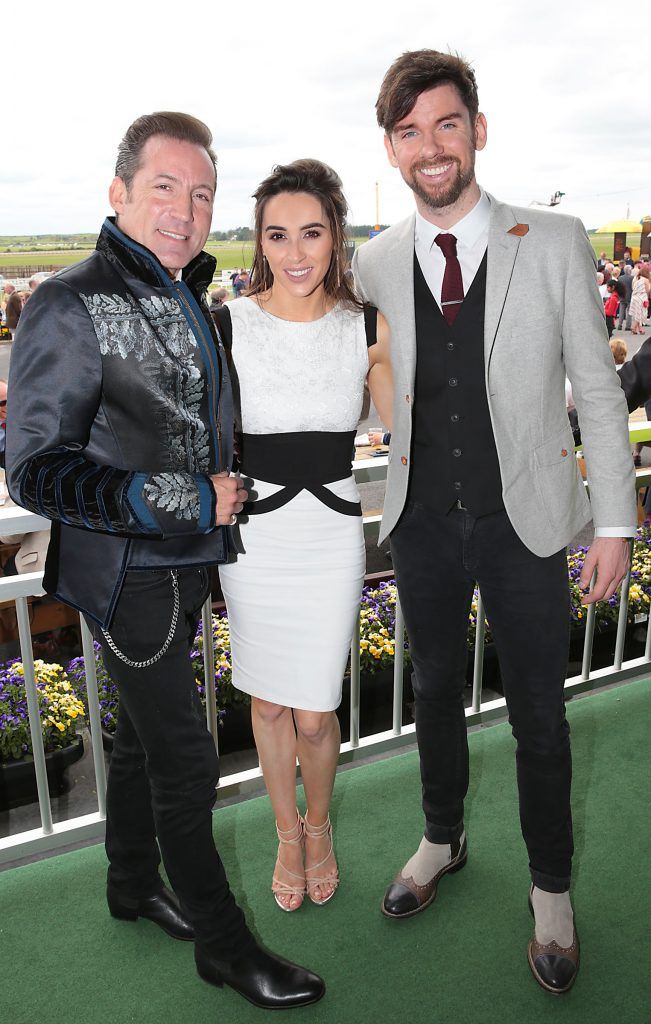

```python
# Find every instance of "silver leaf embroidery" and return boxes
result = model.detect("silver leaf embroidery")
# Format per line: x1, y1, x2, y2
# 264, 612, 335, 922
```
81, 291, 210, 474
143, 472, 201, 522
80, 292, 195, 360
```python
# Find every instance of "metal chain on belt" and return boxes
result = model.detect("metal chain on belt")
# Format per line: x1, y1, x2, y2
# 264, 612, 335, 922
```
101, 570, 180, 669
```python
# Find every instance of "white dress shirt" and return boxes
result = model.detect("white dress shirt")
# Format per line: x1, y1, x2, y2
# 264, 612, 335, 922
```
414, 189, 490, 308
414, 190, 632, 538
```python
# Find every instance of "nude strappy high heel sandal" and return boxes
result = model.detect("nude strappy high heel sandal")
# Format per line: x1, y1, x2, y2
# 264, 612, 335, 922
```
304, 813, 339, 906
271, 813, 306, 912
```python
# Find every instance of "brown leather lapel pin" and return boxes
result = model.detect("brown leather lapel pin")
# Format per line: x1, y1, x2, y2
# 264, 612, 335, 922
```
508, 223, 529, 236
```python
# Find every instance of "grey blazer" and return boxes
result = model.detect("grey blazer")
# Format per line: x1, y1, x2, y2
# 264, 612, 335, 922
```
352, 193, 636, 555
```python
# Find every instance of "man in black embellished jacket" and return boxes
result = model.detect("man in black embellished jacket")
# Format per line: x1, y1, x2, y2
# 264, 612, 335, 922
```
6, 112, 323, 1011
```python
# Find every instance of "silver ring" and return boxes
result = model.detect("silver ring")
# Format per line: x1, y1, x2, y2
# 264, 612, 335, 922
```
228, 514, 237, 526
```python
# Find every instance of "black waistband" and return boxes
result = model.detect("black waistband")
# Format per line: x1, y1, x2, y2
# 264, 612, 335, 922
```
240, 431, 361, 517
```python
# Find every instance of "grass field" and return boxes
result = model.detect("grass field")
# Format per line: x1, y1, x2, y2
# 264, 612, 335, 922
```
0, 238, 371, 275
0, 242, 257, 273
0, 235, 618, 276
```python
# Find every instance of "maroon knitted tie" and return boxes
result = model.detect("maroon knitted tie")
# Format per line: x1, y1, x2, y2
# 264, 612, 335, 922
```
435, 232, 464, 326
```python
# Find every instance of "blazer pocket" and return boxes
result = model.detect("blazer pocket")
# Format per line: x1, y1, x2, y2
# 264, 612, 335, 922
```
533, 428, 575, 468
533, 428, 584, 525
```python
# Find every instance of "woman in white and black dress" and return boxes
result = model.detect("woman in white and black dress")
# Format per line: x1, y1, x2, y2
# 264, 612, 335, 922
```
217, 160, 392, 912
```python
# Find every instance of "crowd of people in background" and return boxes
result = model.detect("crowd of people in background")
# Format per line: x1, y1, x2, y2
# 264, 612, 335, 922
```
0, 275, 46, 337
596, 249, 651, 338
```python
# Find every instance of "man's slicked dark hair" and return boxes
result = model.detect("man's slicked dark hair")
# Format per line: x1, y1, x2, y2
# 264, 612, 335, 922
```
376, 49, 479, 135
115, 112, 217, 191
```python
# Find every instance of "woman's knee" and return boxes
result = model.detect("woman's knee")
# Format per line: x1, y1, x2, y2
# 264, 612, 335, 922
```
252, 697, 292, 726
294, 709, 336, 743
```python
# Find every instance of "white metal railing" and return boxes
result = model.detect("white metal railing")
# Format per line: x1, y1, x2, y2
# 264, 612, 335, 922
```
1, 457, 650, 865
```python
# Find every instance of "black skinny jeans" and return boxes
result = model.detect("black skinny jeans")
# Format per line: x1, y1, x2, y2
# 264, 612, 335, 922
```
391, 503, 573, 893
92, 567, 253, 957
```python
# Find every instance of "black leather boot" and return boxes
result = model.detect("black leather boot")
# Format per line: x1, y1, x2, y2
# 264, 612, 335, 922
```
195, 939, 325, 1009
107, 885, 194, 941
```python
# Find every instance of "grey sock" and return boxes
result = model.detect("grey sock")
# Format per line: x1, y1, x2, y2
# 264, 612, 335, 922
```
401, 832, 464, 885
531, 886, 574, 947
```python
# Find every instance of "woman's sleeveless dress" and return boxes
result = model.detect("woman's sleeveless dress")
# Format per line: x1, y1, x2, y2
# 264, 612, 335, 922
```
218, 297, 369, 711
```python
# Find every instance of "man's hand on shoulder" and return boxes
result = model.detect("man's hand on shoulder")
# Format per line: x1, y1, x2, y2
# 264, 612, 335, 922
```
579, 536, 630, 605
209, 471, 248, 526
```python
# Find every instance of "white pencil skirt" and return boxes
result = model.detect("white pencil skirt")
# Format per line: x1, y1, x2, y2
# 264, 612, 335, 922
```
219, 475, 365, 712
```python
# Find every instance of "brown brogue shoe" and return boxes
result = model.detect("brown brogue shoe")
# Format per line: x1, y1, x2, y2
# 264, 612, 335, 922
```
527, 891, 579, 995
527, 930, 579, 994
381, 835, 467, 919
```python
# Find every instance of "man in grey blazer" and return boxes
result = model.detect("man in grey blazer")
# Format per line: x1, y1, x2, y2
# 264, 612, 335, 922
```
353, 49, 636, 995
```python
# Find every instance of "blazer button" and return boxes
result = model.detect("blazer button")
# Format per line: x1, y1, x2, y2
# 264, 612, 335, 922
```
401, 456, 408, 465
561, 449, 568, 457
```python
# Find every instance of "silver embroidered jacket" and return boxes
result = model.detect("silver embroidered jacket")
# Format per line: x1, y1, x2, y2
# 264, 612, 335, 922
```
6, 218, 234, 626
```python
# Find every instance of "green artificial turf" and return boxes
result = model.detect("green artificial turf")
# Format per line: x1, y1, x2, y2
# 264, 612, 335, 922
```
1, 678, 649, 1024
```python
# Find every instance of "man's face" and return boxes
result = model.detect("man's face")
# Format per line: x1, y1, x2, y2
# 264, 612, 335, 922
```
0, 381, 7, 424
109, 135, 215, 277
384, 83, 486, 214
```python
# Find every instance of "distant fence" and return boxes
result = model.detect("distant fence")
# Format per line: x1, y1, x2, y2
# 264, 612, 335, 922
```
2, 267, 237, 288
1, 265, 64, 279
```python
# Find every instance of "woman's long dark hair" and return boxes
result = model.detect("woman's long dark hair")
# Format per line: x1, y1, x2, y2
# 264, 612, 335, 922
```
247, 158, 361, 309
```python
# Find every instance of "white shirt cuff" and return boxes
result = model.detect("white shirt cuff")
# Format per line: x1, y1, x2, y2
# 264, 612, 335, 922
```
594, 527, 636, 538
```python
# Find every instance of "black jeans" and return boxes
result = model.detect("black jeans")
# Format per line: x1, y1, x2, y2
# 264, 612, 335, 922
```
92, 567, 253, 957
391, 503, 573, 892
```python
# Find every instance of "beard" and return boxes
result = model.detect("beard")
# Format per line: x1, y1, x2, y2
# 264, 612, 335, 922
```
407, 155, 476, 211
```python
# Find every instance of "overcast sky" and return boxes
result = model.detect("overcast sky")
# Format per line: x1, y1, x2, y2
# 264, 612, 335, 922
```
2, 0, 648, 237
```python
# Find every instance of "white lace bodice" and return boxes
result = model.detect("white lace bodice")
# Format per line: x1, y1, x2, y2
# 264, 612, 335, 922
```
226, 298, 369, 433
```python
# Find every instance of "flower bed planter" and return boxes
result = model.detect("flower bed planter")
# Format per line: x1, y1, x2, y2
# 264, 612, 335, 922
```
0, 734, 84, 810
465, 642, 502, 694
0, 659, 86, 809
101, 727, 114, 754
338, 666, 414, 741
217, 703, 256, 755
568, 617, 649, 673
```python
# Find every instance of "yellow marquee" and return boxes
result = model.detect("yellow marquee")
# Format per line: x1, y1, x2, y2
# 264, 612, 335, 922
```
595, 219, 644, 234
